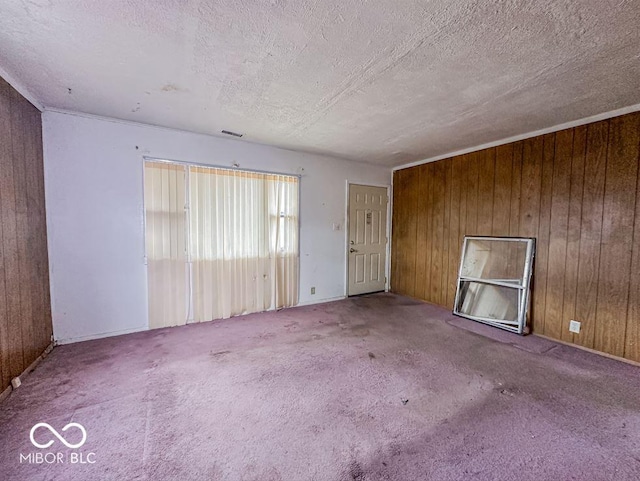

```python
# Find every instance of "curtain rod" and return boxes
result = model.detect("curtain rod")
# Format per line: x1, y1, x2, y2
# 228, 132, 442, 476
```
143, 155, 302, 179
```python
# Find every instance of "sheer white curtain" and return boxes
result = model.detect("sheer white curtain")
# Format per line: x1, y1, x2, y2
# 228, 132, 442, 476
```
267, 173, 299, 309
189, 167, 299, 321
144, 161, 299, 328
144, 162, 188, 328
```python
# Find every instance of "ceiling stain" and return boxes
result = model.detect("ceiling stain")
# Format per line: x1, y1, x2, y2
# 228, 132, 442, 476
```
160, 83, 183, 93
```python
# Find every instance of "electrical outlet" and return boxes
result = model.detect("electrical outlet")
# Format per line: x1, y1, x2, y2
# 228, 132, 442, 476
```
311, 287, 316, 295
569, 320, 581, 334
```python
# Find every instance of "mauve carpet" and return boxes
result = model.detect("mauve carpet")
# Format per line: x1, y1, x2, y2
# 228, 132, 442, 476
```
1, 293, 639, 481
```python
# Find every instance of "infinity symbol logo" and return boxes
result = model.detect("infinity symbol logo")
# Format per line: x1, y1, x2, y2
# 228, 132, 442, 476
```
30, 422, 87, 449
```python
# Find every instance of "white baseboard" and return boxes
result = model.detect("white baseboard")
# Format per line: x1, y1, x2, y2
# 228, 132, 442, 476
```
0, 384, 12, 403
55, 325, 148, 345
296, 295, 346, 307
1, 341, 54, 403
55, 297, 354, 344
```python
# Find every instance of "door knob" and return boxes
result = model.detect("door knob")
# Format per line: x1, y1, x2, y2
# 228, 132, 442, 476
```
349, 248, 358, 253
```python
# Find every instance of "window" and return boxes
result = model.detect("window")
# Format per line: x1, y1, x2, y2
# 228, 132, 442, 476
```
144, 161, 299, 328
453, 236, 535, 334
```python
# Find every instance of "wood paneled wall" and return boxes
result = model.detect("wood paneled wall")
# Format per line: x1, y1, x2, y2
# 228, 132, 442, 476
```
391, 112, 640, 362
0, 77, 52, 392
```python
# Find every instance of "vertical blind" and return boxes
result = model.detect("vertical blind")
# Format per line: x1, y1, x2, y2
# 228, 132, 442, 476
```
144, 162, 188, 328
144, 161, 299, 328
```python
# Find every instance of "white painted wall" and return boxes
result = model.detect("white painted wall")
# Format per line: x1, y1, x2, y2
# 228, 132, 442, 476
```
42, 111, 390, 344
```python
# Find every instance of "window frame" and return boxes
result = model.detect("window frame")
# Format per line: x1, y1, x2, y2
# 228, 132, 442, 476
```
142, 156, 301, 264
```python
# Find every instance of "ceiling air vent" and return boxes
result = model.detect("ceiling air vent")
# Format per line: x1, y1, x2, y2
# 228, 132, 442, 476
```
221, 130, 243, 138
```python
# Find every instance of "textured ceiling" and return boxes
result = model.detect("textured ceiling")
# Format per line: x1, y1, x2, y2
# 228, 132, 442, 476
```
1, 0, 639, 166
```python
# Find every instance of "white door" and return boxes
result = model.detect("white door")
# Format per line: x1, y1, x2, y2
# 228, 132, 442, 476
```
348, 184, 388, 296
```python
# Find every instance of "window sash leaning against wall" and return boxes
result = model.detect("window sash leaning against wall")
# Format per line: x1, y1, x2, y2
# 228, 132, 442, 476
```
144, 161, 299, 328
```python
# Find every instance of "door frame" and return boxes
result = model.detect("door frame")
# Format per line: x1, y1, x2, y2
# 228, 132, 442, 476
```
344, 181, 391, 297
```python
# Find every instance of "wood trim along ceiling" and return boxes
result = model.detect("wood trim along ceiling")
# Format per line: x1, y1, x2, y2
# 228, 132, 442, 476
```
391, 111, 640, 362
